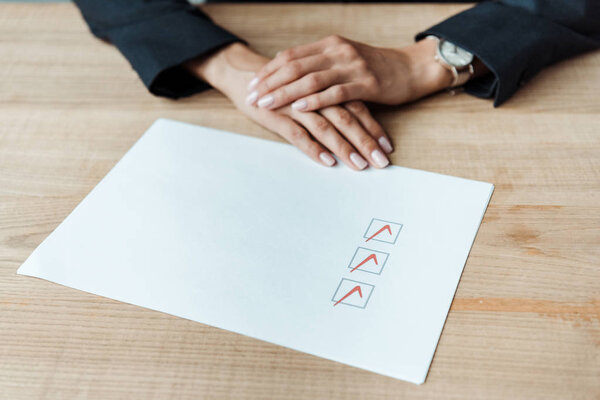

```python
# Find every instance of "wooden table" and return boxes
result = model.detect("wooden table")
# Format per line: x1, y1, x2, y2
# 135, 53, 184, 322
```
1, 3, 599, 399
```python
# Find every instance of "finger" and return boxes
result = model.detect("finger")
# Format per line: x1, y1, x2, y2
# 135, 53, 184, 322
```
291, 111, 365, 171
319, 106, 390, 169
251, 40, 329, 86
255, 110, 336, 167
256, 70, 340, 110
344, 101, 393, 154
251, 54, 331, 100
293, 83, 363, 112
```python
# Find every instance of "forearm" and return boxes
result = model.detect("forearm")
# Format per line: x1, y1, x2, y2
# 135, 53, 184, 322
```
416, 0, 600, 106
74, 0, 243, 98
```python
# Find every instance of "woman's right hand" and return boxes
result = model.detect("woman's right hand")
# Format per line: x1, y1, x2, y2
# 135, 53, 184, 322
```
185, 43, 393, 171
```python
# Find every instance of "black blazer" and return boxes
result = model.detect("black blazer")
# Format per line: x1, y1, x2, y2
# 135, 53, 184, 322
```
74, 0, 599, 106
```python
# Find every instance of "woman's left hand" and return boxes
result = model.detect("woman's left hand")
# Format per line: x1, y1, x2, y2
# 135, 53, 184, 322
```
246, 35, 453, 112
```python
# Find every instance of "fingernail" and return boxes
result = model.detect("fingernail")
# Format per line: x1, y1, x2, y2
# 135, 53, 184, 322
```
257, 95, 274, 108
319, 152, 335, 167
247, 77, 259, 91
378, 136, 393, 153
291, 100, 307, 111
350, 152, 368, 170
371, 149, 389, 168
245, 90, 258, 105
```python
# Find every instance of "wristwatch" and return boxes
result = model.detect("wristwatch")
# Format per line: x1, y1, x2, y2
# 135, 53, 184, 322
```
426, 35, 474, 88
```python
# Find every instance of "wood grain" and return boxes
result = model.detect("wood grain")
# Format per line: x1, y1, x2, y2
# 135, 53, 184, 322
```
1, 3, 599, 399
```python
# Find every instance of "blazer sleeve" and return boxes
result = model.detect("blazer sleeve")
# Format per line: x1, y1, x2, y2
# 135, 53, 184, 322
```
415, 0, 600, 106
74, 0, 243, 99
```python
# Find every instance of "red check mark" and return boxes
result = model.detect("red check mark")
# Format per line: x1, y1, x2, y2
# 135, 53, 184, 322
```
333, 285, 363, 307
350, 253, 378, 273
365, 224, 392, 242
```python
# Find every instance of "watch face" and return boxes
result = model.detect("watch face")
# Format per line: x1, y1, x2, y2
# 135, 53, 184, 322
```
439, 39, 474, 68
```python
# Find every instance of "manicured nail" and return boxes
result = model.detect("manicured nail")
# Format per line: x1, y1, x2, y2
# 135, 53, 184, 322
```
257, 95, 274, 108
319, 152, 335, 167
371, 149, 389, 168
378, 136, 393, 153
247, 77, 259, 91
291, 99, 307, 111
245, 91, 258, 105
350, 152, 368, 170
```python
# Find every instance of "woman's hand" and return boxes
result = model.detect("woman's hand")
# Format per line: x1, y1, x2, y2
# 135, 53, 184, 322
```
185, 43, 393, 170
246, 35, 453, 111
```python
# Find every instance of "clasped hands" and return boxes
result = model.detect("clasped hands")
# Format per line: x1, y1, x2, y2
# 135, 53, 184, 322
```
186, 35, 453, 170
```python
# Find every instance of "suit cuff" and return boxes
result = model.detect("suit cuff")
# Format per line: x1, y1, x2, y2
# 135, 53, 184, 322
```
415, 2, 598, 106
107, 8, 242, 99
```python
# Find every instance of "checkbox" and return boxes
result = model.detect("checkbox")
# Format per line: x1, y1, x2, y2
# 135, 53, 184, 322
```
363, 218, 402, 244
347, 247, 389, 275
331, 278, 374, 309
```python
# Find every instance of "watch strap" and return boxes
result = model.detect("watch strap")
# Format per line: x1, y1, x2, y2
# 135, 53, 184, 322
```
451, 64, 474, 87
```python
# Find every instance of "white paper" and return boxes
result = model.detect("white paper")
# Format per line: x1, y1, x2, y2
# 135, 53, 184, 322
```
18, 119, 494, 384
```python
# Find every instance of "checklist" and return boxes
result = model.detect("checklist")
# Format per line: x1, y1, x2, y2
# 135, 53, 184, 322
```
18, 119, 494, 384
333, 220, 398, 309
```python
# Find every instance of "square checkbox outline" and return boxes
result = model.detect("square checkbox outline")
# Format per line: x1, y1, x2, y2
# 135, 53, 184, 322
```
347, 246, 390, 275
331, 278, 375, 309
363, 217, 403, 244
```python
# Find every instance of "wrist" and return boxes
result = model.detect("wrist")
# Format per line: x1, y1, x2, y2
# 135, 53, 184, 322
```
184, 42, 268, 95
402, 39, 453, 99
